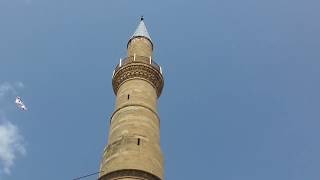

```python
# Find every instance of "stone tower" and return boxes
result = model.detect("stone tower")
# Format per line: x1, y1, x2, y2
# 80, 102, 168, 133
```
99, 18, 164, 180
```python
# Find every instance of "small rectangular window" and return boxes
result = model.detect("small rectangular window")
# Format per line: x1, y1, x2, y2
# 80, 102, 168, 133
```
128, 94, 130, 100
137, 138, 140, 145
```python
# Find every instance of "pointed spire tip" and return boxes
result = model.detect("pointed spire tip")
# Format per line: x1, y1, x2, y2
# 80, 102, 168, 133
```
130, 17, 152, 41
127, 16, 153, 49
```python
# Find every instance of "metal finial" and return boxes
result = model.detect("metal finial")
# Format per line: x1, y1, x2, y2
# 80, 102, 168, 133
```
140, 16, 144, 21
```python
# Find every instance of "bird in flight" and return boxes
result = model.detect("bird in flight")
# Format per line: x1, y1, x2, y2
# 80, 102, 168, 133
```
15, 96, 28, 111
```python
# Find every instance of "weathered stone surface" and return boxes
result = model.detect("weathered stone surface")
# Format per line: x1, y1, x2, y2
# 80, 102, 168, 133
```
99, 21, 164, 180
128, 37, 153, 57
99, 169, 161, 180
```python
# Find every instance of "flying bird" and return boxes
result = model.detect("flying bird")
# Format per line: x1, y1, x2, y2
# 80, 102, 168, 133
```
15, 96, 28, 111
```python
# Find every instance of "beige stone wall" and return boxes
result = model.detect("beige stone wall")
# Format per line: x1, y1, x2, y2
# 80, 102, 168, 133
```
100, 78, 163, 179
115, 80, 158, 113
100, 33, 163, 180
109, 106, 160, 144
99, 169, 161, 180
128, 37, 153, 58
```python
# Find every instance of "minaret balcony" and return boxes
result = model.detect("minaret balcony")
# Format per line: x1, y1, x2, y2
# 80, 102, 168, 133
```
112, 55, 164, 97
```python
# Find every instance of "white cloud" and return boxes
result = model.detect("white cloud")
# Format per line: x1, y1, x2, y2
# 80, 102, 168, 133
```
0, 121, 25, 174
0, 82, 26, 175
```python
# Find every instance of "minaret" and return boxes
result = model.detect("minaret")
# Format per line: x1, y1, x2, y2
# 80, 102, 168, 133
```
99, 17, 164, 180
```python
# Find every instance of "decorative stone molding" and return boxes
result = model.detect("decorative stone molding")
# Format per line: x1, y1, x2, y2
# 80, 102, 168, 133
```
112, 62, 164, 97
99, 169, 161, 180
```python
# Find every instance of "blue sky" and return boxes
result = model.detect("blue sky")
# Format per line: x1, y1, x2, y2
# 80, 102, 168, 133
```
0, 0, 319, 179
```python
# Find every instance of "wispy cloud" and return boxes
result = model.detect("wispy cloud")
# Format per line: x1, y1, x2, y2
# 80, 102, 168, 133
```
0, 120, 25, 174
14, 82, 24, 89
0, 82, 26, 175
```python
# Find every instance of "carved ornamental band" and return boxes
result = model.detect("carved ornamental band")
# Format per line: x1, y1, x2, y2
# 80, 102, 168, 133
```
112, 62, 164, 97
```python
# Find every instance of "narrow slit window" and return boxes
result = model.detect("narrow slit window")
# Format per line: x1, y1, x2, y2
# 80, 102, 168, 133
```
128, 94, 130, 100
137, 138, 140, 145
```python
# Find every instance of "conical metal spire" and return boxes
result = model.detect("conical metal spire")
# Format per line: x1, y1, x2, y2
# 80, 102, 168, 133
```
129, 17, 152, 44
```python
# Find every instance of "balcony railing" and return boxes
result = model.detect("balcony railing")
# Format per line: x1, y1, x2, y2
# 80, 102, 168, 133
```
114, 55, 162, 73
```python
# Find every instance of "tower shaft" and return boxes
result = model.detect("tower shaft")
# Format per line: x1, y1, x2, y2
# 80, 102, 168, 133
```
99, 19, 164, 180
